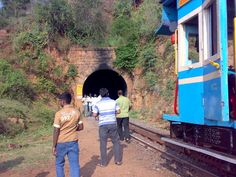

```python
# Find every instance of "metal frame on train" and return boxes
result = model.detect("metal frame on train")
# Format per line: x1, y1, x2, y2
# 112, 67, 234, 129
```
156, 0, 236, 155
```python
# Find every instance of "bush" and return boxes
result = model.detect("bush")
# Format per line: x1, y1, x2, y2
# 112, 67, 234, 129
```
114, 42, 138, 73
109, 15, 138, 46
0, 59, 34, 103
132, 0, 161, 38
34, 0, 74, 37
13, 24, 48, 52
112, 0, 132, 18
53, 65, 63, 80
144, 71, 157, 89
139, 43, 158, 71
35, 77, 56, 94
66, 64, 78, 78
31, 102, 56, 125
160, 79, 175, 102
0, 15, 8, 28
0, 99, 30, 137
71, 0, 107, 46
1, 0, 30, 17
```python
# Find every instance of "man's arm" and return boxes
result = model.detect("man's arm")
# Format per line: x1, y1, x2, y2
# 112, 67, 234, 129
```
93, 112, 99, 120
52, 127, 60, 156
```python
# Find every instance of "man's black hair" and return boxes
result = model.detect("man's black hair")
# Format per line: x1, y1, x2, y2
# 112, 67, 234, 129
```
99, 88, 109, 97
117, 90, 123, 96
58, 92, 72, 104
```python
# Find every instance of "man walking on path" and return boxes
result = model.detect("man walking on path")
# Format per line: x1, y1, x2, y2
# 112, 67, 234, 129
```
92, 88, 122, 167
52, 92, 82, 177
116, 90, 131, 143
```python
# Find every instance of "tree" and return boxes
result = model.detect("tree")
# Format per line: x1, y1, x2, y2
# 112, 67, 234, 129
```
1, 0, 30, 17
71, 0, 107, 43
34, 0, 74, 37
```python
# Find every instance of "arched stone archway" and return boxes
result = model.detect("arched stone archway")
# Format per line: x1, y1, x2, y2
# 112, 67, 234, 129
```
83, 69, 127, 100
64, 47, 133, 107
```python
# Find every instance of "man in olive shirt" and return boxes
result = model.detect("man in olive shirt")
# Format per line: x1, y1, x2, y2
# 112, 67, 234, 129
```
116, 90, 131, 142
52, 92, 81, 177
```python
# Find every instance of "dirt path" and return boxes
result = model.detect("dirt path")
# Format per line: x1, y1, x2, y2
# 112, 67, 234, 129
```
0, 118, 179, 177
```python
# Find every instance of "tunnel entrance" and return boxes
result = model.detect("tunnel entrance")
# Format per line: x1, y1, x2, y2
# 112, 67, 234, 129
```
83, 69, 127, 100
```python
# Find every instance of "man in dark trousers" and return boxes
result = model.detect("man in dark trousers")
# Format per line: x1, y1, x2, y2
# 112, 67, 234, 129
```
52, 92, 82, 177
92, 88, 122, 167
116, 90, 131, 143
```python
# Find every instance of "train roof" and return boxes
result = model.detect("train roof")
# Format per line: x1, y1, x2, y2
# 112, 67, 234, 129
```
155, 0, 177, 35
159, 0, 176, 7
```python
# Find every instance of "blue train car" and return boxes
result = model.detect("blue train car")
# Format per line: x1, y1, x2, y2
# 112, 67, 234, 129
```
156, 0, 236, 155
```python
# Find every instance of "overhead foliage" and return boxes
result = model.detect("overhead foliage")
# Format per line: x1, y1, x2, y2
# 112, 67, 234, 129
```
71, 0, 107, 45
110, 0, 162, 76
114, 42, 138, 73
34, 0, 74, 38
1, 0, 30, 17
34, 0, 107, 46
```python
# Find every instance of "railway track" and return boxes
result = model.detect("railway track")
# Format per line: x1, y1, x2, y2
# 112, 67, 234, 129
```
129, 120, 236, 177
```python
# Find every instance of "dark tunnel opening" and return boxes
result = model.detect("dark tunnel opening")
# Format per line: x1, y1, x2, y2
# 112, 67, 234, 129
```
83, 70, 127, 100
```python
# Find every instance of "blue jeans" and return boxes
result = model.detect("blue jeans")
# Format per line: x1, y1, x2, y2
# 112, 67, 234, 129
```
56, 141, 80, 177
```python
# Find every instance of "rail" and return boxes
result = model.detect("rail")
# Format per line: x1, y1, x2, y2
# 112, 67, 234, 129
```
129, 120, 235, 177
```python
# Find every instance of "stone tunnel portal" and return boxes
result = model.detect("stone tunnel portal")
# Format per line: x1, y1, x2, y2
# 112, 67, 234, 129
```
83, 70, 127, 100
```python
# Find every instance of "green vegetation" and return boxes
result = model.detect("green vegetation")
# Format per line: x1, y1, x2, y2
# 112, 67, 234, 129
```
110, 0, 161, 75
1, 0, 30, 17
35, 77, 56, 94
34, 0, 107, 46
0, 99, 56, 137
114, 43, 138, 73
110, 0, 172, 94
67, 64, 78, 78
0, 0, 175, 138
0, 59, 34, 103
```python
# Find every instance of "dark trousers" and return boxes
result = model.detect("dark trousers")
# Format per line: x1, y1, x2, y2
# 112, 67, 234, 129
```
116, 117, 130, 141
99, 124, 121, 165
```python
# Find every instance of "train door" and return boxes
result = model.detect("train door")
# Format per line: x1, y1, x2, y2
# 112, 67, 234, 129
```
178, 10, 205, 124
202, 0, 229, 121
227, 0, 236, 120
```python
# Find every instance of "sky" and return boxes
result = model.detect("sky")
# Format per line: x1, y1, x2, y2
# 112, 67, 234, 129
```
0, 1, 2, 9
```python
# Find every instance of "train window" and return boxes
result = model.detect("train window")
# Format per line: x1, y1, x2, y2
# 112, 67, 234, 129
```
203, 0, 218, 59
185, 15, 199, 64
188, 33, 199, 64
209, 1, 217, 56
227, 0, 234, 67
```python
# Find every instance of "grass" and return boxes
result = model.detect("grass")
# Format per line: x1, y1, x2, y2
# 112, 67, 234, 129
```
0, 125, 53, 171
129, 109, 170, 130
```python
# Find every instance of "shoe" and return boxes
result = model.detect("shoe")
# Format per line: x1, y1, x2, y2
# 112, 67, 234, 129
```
97, 163, 106, 167
115, 161, 122, 166
125, 139, 130, 143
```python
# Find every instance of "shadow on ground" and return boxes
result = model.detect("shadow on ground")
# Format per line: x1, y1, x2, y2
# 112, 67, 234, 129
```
35, 171, 50, 177
81, 155, 99, 177
80, 143, 127, 177
0, 156, 24, 173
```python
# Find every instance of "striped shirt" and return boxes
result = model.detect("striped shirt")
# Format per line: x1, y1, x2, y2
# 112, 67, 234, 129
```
93, 97, 120, 126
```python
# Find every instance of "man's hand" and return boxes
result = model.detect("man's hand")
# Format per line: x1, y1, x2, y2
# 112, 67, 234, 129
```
52, 146, 57, 156
95, 116, 99, 121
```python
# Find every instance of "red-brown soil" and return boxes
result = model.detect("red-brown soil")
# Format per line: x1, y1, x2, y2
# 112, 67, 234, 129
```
0, 118, 179, 177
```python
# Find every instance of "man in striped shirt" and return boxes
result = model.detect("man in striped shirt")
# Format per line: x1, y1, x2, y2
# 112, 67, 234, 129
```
92, 88, 122, 166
